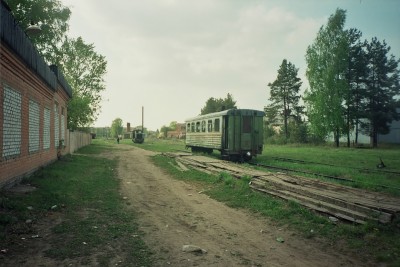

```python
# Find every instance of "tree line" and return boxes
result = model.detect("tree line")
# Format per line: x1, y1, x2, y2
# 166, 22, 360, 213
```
265, 8, 399, 147
5, 0, 107, 131
199, 9, 399, 148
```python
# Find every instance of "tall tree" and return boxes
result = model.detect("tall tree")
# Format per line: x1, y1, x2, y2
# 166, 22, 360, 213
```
111, 118, 123, 138
344, 29, 368, 146
56, 37, 107, 129
5, 0, 71, 63
361, 38, 400, 147
200, 93, 237, 115
6, 1, 107, 130
342, 28, 366, 147
305, 8, 349, 147
266, 59, 303, 139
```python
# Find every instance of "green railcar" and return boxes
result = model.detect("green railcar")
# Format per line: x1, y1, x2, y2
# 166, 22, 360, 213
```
185, 109, 264, 161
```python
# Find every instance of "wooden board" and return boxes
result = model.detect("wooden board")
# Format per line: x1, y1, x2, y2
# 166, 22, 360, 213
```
164, 153, 400, 224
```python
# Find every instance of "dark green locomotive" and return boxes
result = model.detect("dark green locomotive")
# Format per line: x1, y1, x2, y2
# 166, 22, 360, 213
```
132, 129, 144, 144
185, 109, 264, 161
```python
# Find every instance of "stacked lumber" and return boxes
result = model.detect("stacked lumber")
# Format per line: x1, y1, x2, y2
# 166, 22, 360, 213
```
163, 153, 400, 224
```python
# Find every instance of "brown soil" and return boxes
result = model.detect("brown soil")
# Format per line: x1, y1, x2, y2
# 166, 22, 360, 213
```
1, 144, 377, 266
117, 145, 373, 267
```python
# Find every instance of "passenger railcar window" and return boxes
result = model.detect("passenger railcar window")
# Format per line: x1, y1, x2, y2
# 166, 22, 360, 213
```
214, 118, 220, 132
191, 123, 195, 132
201, 121, 206, 132
196, 122, 200, 132
243, 116, 251, 133
187, 123, 191, 132
207, 120, 213, 132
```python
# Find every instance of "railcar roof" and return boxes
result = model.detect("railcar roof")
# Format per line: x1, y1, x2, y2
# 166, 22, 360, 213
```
185, 109, 265, 122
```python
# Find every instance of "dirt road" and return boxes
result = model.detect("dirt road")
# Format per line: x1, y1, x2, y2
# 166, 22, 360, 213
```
117, 145, 371, 267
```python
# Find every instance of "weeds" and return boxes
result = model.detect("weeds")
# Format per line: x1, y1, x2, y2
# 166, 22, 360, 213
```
0, 140, 153, 266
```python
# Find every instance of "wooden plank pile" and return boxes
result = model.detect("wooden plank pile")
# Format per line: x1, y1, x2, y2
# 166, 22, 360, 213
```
163, 152, 400, 224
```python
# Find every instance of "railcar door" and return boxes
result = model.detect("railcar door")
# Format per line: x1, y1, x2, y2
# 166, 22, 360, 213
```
222, 115, 229, 150
241, 115, 252, 151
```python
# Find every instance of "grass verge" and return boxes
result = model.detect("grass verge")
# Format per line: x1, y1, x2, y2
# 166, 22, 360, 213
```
0, 140, 153, 266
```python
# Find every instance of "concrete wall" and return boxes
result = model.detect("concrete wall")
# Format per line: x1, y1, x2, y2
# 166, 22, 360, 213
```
66, 131, 92, 154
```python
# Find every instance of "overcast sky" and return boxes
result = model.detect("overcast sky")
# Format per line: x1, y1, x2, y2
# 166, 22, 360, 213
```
61, 0, 400, 131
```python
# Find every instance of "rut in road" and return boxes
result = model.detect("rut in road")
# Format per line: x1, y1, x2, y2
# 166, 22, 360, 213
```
116, 145, 372, 267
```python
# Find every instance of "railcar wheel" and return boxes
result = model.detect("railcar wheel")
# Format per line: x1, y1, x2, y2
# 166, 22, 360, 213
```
244, 155, 252, 161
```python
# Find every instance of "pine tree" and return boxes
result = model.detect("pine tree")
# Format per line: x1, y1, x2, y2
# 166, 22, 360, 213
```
266, 59, 303, 139
361, 38, 400, 147
344, 28, 368, 146
200, 93, 237, 115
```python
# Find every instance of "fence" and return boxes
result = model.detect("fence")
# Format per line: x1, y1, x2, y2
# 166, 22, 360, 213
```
66, 131, 92, 154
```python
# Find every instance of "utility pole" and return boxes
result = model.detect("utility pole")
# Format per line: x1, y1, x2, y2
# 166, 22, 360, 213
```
142, 106, 144, 132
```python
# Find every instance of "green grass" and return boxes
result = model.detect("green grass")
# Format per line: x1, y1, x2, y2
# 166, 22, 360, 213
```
0, 139, 153, 266
152, 153, 400, 266
257, 144, 400, 196
121, 136, 187, 152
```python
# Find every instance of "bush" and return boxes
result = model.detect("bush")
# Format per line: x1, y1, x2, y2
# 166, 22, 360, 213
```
288, 122, 308, 143
264, 122, 309, 144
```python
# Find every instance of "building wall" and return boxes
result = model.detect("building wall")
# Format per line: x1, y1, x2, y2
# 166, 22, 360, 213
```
378, 110, 400, 144
0, 1, 73, 188
0, 45, 70, 188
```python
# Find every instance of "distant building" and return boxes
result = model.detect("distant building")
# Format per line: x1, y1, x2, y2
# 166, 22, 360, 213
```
378, 109, 400, 144
328, 108, 400, 145
166, 123, 186, 139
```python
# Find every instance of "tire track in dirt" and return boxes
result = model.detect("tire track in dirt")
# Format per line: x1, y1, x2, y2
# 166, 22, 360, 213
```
116, 144, 373, 267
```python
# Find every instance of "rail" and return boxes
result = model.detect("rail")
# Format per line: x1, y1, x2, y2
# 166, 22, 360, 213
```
163, 152, 400, 224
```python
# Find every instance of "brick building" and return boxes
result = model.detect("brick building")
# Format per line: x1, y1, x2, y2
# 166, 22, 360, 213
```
0, 1, 72, 188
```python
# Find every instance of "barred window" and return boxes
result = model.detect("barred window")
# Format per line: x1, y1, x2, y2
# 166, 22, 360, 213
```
29, 99, 40, 153
54, 103, 59, 148
2, 86, 21, 158
43, 107, 51, 149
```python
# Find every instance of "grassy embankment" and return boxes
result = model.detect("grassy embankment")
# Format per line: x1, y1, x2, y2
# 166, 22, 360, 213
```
127, 137, 400, 266
0, 139, 153, 266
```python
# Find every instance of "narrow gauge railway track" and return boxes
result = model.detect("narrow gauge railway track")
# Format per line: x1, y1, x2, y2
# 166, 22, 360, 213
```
248, 162, 400, 191
268, 156, 400, 176
174, 149, 400, 190
249, 161, 355, 183
163, 152, 400, 225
